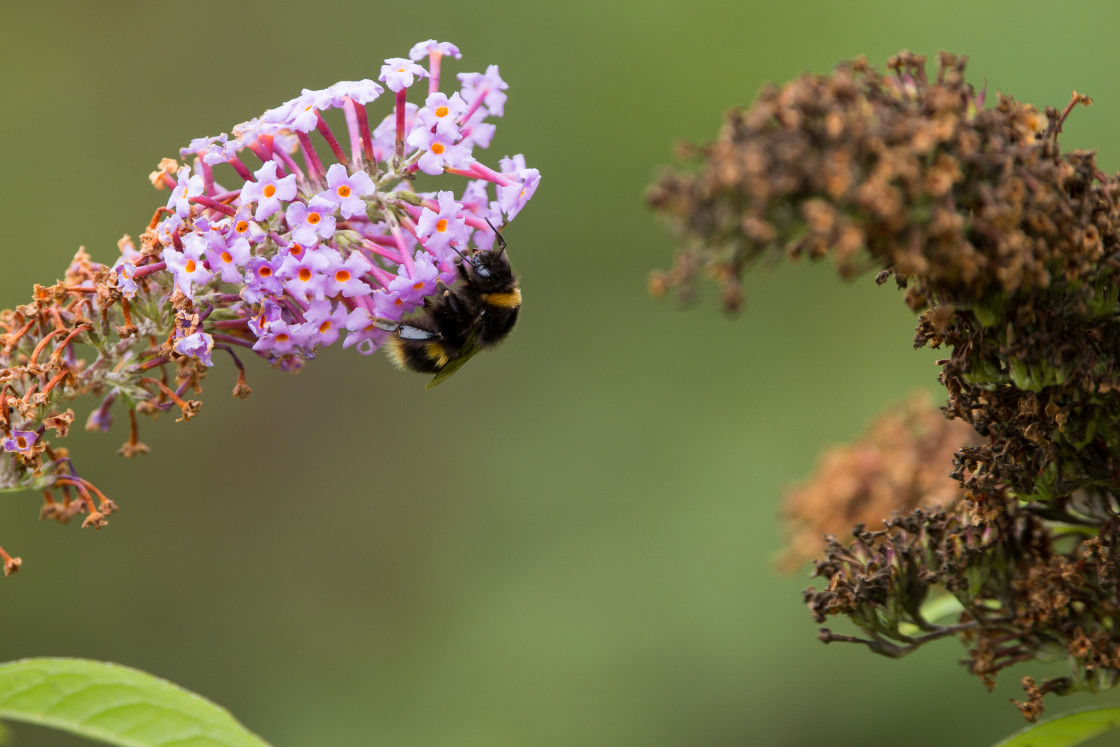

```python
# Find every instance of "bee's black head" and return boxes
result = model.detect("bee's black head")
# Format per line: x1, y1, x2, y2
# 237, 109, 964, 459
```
457, 218, 515, 291
462, 246, 515, 291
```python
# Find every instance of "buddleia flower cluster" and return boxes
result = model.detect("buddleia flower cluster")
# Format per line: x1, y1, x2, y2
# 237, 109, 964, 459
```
0, 40, 540, 574
650, 51, 1120, 719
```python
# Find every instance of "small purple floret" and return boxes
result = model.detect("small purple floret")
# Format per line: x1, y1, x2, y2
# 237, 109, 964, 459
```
2, 429, 38, 455
241, 161, 297, 221
379, 58, 428, 93
174, 331, 215, 367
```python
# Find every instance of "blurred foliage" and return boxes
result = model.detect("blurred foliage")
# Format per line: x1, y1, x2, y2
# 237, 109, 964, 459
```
2, 0, 1120, 745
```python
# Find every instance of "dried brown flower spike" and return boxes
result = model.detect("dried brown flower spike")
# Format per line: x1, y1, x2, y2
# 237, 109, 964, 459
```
651, 51, 1120, 718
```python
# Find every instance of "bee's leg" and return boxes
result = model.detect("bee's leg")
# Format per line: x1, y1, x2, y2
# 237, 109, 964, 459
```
435, 282, 468, 317
371, 318, 442, 341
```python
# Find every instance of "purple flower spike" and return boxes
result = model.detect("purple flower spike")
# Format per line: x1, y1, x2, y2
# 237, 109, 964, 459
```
0, 39, 542, 538
139, 43, 538, 375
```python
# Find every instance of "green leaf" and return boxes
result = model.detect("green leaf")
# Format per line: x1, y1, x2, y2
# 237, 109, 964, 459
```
0, 658, 269, 747
992, 707, 1120, 747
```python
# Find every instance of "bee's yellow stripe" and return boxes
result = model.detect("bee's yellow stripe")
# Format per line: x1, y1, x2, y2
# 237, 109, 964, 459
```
385, 338, 408, 370
481, 288, 522, 309
426, 342, 450, 368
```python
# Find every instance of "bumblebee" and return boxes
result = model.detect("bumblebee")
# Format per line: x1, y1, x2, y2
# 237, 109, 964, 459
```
376, 220, 521, 388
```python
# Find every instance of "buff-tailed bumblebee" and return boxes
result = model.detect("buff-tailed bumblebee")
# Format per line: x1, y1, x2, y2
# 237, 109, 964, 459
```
376, 220, 521, 388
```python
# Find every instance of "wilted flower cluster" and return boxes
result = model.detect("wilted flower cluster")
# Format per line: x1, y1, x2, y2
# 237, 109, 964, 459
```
650, 51, 1120, 717
778, 393, 979, 571
0, 40, 539, 574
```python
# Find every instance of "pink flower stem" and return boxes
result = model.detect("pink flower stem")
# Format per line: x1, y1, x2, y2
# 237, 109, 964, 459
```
460, 86, 488, 125
394, 89, 407, 161
428, 52, 442, 94
296, 130, 326, 183
353, 101, 376, 167
316, 111, 349, 166
134, 262, 167, 279
227, 156, 255, 182
190, 195, 237, 217
199, 161, 215, 196
360, 239, 404, 264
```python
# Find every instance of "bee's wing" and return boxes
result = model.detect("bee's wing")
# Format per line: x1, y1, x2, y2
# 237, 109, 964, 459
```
373, 318, 440, 340
425, 332, 481, 389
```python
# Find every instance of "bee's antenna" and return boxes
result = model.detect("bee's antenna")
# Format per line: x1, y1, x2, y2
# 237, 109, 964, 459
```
448, 244, 469, 262
485, 218, 507, 256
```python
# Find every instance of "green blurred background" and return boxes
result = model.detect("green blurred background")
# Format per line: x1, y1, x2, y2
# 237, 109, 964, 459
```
3, 1, 1120, 745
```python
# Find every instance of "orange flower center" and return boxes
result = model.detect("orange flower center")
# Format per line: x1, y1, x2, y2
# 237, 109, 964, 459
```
221, 251, 233, 264
308, 212, 321, 226
431, 143, 445, 155
276, 333, 289, 343
336, 270, 351, 282
185, 259, 196, 273
263, 184, 276, 199
319, 321, 332, 334
337, 185, 351, 198
435, 106, 449, 118
299, 268, 312, 282
436, 218, 448, 233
